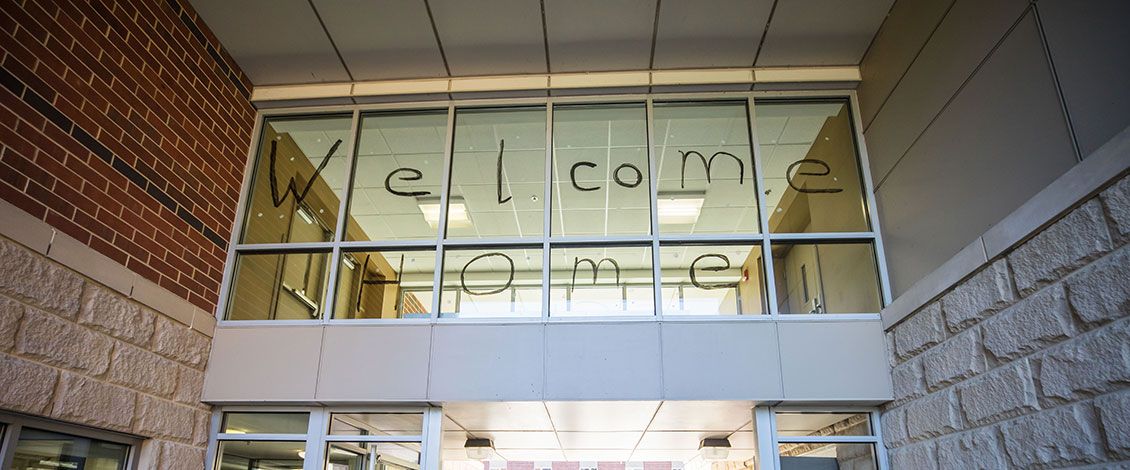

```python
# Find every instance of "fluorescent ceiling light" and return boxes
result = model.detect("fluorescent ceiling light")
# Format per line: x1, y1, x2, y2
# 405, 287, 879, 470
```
420, 202, 471, 228
657, 196, 704, 225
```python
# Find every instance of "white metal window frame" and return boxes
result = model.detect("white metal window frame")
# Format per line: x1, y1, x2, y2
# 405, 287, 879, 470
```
754, 407, 889, 470
0, 410, 144, 470
214, 90, 893, 326
206, 406, 444, 470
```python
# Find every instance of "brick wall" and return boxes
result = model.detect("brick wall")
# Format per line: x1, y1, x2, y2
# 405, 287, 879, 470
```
0, 0, 255, 313
0, 234, 213, 469
881, 173, 1130, 468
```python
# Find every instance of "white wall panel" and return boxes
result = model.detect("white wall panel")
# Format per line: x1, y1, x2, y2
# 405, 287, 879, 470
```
651, 0, 773, 69
660, 322, 782, 400
875, 13, 1075, 296
756, 0, 894, 67
863, 0, 1029, 181
544, 323, 662, 400
777, 321, 891, 401
190, 0, 350, 85
312, 0, 447, 81
203, 326, 324, 401
429, 324, 545, 401
316, 325, 431, 401
1039, 0, 1130, 158
544, 0, 656, 73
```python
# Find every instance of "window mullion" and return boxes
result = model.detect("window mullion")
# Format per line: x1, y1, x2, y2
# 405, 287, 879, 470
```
321, 109, 362, 323
747, 96, 779, 317
431, 104, 457, 320
542, 101, 554, 320
645, 98, 663, 320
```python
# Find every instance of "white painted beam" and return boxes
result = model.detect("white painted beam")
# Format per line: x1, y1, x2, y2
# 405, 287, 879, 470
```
249, 67, 861, 102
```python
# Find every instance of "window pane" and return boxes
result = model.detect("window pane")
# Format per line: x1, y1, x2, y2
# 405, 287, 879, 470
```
550, 245, 654, 317
328, 413, 424, 436
772, 243, 881, 314
653, 101, 760, 235
326, 442, 420, 470
779, 443, 876, 470
347, 112, 448, 242
552, 104, 650, 236
226, 252, 331, 320
755, 100, 870, 233
447, 107, 547, 239
217, 440, 305, 469
10, 428, 129, 470
222, 412, 310, 434
440, 248, 543, 318
241, 115, 353, 244
775, 412, 872, 437
334, 250, 437, 319
659, 244, 766, 315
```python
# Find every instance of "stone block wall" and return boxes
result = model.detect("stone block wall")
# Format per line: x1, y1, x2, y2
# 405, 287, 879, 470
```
882, 173, 1130, 469
0, 235, 212, 469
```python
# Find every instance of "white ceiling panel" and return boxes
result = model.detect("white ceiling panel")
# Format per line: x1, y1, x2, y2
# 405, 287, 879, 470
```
652, 0, 774, 69
635, 431, 720, 450
478, 431, 562, 449
756, 0, 895, 66
562, 449, 633, 461
544, 0, 657, 73
190, 0, 350, 85
545, 401, 660, 431
444, 402, 554, 431
630, 449, 702, 461
428, 0, 547, 76
556, 431, 643, 449
498, 449, 569, 461
648, 401, 754, 431
311, 0, 447, 80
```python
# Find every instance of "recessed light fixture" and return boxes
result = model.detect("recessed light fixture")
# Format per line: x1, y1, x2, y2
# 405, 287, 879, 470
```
657, 192, 705, 225
419, 197, 471, 228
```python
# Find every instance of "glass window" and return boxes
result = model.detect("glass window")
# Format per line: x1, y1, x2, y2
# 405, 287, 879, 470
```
755, 100, 871, 233
778, 443, 877, 470
326, 442, 420, 470
659, 244, 766, 315
653, 101, 760, 235
447, 107, 547, 239
775, 412, 872, 437
216, 440, 306, 470
222, 412, 311, 434
226, 251, 331, 321
334, 250, 437, 319
771, 242, 881, 314
9, 428, 130, 470
241, 115, 353, 244
347, 111, 448, 242
439, 248, 543, 318
328, 413, 424, 436
549, 245, 654, 317
552, 103, 651, 237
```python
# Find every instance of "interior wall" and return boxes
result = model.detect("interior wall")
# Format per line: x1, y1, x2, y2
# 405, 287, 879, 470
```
857, 0, 1130, 297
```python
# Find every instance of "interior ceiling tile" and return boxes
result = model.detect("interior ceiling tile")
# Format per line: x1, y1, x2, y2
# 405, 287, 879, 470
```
635, 431, 720, 450
443, 402, 554, 431
756, 0, 895, 66
648, 401, 754, 431
428, 0, 547, 76
310, 0, 447, 80
545, 401, 660, 431
544, 0, 657, 73
189, 0, 350, 85
651, 0, 774, 69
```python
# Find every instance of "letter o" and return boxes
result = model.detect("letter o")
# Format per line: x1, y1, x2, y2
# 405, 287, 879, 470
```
460, 252, 515, 296
613, 163, 643, 188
